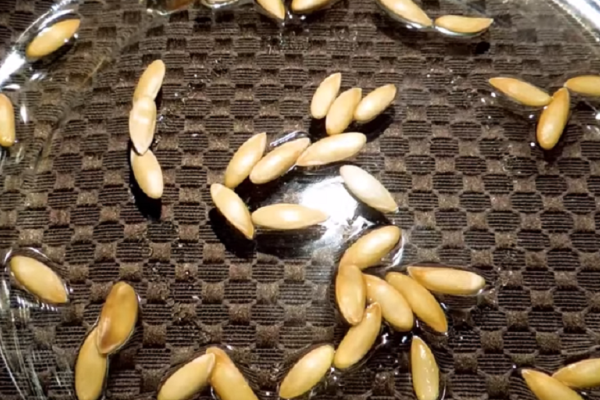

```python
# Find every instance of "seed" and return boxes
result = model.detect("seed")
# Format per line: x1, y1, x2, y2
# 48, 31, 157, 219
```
296, 132, 366, 166
279, 345, 335, 399
290, 0, 331, 13
411, 336, 439, 400
522, 369, 583, 400
157, 353, 215, 400
339, 226, 402, 270
26, 19, 80, 59
537, 87, 570, 150
310, 73, 342, 119
224, 133, 267, 189
251, 204, 328, 230
129, 96, 156, 155
407, 266, 485, 296
488, 77, 551, 107
354, 84, 397, 123
385, 272, 447, 333
249, 138, 310, 184
340, 165, 398, 213
334, 302, 381, 370
377, 0, 432, 27
210, 183, 254, 239
564, 75, 600, 97
335, 264, 366, 325
96, 282, 138, 355
9, 255, 68, 304
434, 15, 493, 35
206, 347, 259, 400
75, 328, 108, 400
257, 0, 286, 20
552, 358, 600, 388
363, 274, 413, 331
133, 60, 166, 103
131, 149, 163, 199
0, 94, 15, 148
325, 88, 362, 135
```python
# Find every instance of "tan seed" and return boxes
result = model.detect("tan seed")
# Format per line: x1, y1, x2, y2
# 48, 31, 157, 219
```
377, 0, 432, 27
279, 345, 335, 399
385, 272, 447, 333
326, 88, 362, 135
9, 255, 68, 304
291, 0, 331, 13
224, 132, 267, 189
411, 336, 439, 400
434, 15, 493, 35
522, 369, 583, 400
133, 60, 166, 103
334, 302, 381, 369
537, 87, 570, 150
0, 94, 15, 148
339, 226, 402, 270
335, 264, 366, 325
211, 183, 254, 239
564, 75, 600, 97
296, 132, 366, 167
129, 96, 156, 155
131, 149, 163, 199
363, 274, 413, 331
407, 266, 485, 296
75, 328, 108, 400
251, 204, 328, 230
250, 138, 310, 184
354, 84, 397, 123
206, 347, 259, 400
26, 19, 80, 59
157, 353, 215, 400
96, 282, 138, 355
488, 77, 551, 107
340, 165, 398, 213
257, 0, 286, 20
552, 358, 600, 388
310, 73, 342, 119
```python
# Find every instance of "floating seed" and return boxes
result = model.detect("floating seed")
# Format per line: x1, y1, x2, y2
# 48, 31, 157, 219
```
9, 255, 68, 304
335, 264, 366, 325
279, 345, 335, 399
133, 60, 166, 103
407, 266, 485, 296
96, 282, 138, 355
310, 73, 342, 119
210, 183, 254, 239
339, 226, 402, 270
257, 0, 286, 20
334, 302, 382, 370
377, 0, 432, 28
206, 347, 259, 400
363, 274, 413, 331
157, 353, 215, 400
0, 94, 15, 148
522, 369, 583, 400
249, 137, 310, 184
564, 75, 600, 97
488, 77, 551, 107
296, 132, 366, 166
251, 204, 328, 230
224, 132, 267, 189
553, 358, 600, 389
385, 272, 447, 333
325, 88, 362, 135
131, 148, 163, 199
129, 96, 156, 155
26, 18, 80, 59
434, 15, 493, 35
75, 328, 108, 400
537, 87, 570, 150
354, 84, 397, 123
411, 336, 439, 400
340, 165, 398, 213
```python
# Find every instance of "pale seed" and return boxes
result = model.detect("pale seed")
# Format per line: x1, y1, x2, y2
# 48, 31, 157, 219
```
564, 75, 600, 97
210, 183, 254, 239
133, 60, 166, 103
251, 204, 328, 230
9, 255, 68, 304
434, 15, 493, 35
326, 88, 362, 135
335, 264, 366, 325
522, 369, 583, 400
26, 19, 80, 59
407, 266, 485, 296
385, 272, 447, 333
206, 347, 259, 400
257, 0, 286, 20
279, 345, 335, 399
537, 87, 570, 150
488, 77, 551, 107
552, 358, 600, 389
339, 226, 402, 270
333, 302, 381, 369
224, 132, 267, 189
131, 149, 163, 199
340, 165, 398, 213
363, 274, 413, 331
411, 336, 439, 400
377, 0, 432, 27
310, 73, 342, 119
250, 137, 310, 184
0, 93, 15, 148
296, 132, 366, 167
75, 328, 108, 400
157, 353, 215, 400
96, 282, 138, 355
354, 84, 397, 123
291, 0, 331, 13
129, 96, 156, 155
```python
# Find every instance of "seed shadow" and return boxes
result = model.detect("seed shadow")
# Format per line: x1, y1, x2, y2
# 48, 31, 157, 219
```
356, 108, 396, 142
235, 170, 299, 208
129, 169, 162, 221
308, 118, 328, 140
208, 208, 256, 259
